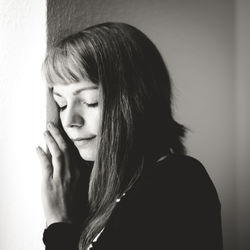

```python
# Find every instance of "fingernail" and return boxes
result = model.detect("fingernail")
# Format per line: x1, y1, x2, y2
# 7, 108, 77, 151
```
47, 122, 54, 129
43, 131, 49, 137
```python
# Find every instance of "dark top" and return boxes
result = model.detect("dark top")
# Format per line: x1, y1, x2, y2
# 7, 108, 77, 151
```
43, 154, 223, 250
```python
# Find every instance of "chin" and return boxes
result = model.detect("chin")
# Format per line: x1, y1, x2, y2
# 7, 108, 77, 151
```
78, 149, 96, 162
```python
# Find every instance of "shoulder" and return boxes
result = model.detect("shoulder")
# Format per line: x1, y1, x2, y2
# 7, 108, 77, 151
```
155, 154, 210, 177
154, 154, 219, 204
118, 154, 221, 216
100, 154, 223, 249
149, 154, 221, 205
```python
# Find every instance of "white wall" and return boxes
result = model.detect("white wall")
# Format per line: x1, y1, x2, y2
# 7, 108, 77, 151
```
0, 0, 46, 249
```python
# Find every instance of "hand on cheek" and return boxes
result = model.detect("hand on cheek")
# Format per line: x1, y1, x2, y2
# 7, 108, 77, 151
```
36, 122, 81, 227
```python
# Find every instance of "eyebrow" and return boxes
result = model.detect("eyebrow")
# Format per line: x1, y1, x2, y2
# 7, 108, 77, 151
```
53, 86, 98, 97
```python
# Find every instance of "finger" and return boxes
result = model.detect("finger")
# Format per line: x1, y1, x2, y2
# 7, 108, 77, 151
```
36, 146, 52, 180
43, 130, 63, 179
47, 122, 67, 153
47, 122, 72, 178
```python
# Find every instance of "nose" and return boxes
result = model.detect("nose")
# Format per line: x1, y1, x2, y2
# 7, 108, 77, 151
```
62, 105, 85, 128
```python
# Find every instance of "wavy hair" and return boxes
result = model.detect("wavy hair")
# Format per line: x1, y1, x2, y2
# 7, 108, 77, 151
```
42, 22, 186, 249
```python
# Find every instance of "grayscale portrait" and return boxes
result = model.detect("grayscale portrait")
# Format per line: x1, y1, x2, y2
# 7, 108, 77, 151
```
0, 1, 249, 250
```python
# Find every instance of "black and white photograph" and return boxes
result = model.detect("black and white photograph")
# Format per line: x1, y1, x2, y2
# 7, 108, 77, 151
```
0, 1, 249, 249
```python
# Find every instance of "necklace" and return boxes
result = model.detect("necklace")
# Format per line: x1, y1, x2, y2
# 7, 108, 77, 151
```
87, 192, 127, 249
87, 154, 170, 249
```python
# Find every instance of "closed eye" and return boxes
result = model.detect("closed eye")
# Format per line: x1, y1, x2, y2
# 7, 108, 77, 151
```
86, 102, 98, 108
80, 100, 99, 108
56, 102, 98, 111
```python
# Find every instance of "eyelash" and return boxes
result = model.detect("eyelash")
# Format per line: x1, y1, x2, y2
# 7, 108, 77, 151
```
85, 102, 98, 107
58, 102, 98, 111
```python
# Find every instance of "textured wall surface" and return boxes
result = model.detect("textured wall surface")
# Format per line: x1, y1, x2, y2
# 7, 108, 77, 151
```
0, 0, 46, 249
235, 1, 250, 249
46, 0, 249, 249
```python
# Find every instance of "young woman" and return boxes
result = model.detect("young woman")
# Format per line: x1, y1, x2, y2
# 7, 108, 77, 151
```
37, 22, 223, 250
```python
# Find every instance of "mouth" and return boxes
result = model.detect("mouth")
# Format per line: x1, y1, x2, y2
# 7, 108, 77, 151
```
71, 136, 96, 146
72, 136, 96, 141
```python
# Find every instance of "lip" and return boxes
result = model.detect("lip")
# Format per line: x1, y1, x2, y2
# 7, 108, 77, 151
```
72, 136, 95, 141
71, 136, 96, 146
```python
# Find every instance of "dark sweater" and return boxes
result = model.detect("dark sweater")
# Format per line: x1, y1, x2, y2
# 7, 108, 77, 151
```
43, 154, 223, 250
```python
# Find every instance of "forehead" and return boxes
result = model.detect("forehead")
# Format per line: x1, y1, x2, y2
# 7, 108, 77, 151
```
53, 80, 99, 96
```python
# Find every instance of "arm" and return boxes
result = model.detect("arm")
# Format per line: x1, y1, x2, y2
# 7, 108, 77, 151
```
43, 223, 80, 250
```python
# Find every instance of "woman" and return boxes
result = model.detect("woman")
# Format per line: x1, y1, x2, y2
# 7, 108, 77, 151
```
36, 22, 223, 250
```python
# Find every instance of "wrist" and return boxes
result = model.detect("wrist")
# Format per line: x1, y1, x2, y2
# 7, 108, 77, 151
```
46, 217, 73, 228
43, 222, 81, 247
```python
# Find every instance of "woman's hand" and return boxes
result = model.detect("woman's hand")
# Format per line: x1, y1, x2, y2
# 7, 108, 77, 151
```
36, 122, 81, 227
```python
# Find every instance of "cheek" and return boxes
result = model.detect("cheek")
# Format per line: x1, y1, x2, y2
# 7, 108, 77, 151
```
87, 108, 102, 133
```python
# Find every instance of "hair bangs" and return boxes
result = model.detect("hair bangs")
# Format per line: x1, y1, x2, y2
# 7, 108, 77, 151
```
43, 38, 98, 87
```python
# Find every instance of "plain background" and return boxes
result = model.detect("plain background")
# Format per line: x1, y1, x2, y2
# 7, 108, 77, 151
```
0, 0, 46, 249
0, 0, 249, 249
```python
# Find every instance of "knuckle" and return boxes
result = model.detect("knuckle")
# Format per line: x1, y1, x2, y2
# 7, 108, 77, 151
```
54, 174, 71, 186
55, 154, 62, 160
60, 143, 68, 152
54, 150, 62, 159
53, 178, 62, 188
53, 129, 60, 137
46, 136, 54, 144
64, 171, 73, 183
64, 174, 72, 183
53, 175, 61, 183
44, 162, 51, 169
44, 131, 51, 139
40, 156, 49, 166
42, 177, 52, 186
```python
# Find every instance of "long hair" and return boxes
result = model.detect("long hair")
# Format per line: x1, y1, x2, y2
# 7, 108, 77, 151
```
42, 22, 186, 249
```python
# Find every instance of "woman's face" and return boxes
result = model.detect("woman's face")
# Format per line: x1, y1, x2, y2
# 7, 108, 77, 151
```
52, 80, 102, 161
